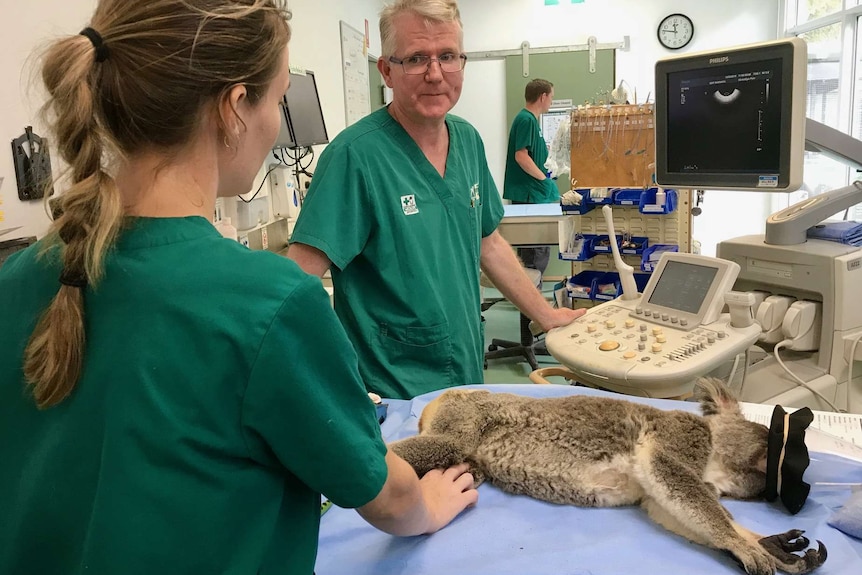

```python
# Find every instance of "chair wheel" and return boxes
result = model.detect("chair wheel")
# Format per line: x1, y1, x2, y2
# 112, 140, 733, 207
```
488, 344, 498, 351
484, 361, 488, 369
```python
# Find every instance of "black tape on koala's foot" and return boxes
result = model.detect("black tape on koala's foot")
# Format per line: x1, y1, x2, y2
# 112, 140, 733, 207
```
765, 405, 813, 514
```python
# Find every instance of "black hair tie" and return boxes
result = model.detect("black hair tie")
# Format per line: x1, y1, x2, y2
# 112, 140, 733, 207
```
79, 27, 109, 63
59, 269, 88, 289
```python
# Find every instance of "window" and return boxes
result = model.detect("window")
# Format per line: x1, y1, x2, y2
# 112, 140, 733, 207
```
782, 1, 862, 218
795, 0, 845, 25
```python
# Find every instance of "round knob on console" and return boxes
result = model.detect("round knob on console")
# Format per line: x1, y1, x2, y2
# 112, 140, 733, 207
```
651, 343, 663, 353
587, 324, 598, 333
598, 340, 621, 351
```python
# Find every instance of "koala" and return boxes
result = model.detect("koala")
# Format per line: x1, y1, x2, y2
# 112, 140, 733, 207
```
389, 378, 827, 575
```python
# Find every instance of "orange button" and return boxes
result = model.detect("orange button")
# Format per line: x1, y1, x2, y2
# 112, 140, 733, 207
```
599, 340, 620, 351
622, 351, 637, 359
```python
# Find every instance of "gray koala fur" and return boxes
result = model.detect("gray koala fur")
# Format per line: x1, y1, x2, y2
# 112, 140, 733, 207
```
389, 378, 826, 575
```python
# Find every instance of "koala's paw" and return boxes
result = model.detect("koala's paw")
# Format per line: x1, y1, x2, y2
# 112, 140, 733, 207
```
758, 530, 826, 575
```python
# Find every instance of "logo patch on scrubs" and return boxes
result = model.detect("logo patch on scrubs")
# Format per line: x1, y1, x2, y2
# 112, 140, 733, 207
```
401, 194, 419, 216
470, 183, 480, 208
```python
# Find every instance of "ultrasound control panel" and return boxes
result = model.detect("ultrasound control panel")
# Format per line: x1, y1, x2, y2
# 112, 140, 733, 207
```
546, 253, 763, 398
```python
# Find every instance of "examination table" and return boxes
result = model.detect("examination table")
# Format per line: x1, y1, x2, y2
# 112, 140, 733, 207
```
315, 384, 862, 575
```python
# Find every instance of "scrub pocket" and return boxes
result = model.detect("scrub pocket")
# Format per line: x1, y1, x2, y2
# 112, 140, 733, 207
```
376, 322, 453, 390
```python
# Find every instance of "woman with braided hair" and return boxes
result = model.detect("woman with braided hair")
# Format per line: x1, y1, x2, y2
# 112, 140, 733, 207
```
0, 2, 476, 573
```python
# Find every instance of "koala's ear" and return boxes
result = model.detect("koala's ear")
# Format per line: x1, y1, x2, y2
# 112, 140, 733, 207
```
695, 377, 741, 416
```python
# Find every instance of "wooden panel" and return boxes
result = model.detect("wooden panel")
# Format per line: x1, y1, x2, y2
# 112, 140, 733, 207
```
569, 104, 655, 189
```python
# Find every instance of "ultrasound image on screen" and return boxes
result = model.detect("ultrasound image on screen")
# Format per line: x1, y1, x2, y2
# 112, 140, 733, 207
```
666, 59, 782, 175
648, 261, 719, 314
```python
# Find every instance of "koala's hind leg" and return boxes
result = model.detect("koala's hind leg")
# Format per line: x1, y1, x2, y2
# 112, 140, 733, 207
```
636, 443, 779, 575
389, 434, 483, 484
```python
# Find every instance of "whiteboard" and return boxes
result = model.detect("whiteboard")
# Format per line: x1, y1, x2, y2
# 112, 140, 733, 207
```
339, 21, 371, 126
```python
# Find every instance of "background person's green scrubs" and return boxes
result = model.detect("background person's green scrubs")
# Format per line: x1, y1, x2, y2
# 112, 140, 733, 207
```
503, 108, 557, 203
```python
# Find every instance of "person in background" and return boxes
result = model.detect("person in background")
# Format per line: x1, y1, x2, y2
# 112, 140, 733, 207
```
0, 2, 476, 574
288, 0, 584, 401
502, 79, 559, 354
504, 78, 558, 279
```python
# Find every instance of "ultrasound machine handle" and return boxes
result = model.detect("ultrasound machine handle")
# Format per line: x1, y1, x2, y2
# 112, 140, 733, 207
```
601, 205, 638, 301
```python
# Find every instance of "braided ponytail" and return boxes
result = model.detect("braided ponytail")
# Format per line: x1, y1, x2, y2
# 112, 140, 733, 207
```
23, 1, 290, 408
24, 32, 123, 408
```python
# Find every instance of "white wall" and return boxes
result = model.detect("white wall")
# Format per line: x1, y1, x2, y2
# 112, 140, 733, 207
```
0, 0, 384, 240
288, 0, 384, 143
0, 0, 98, 240
453, 0, 782, 255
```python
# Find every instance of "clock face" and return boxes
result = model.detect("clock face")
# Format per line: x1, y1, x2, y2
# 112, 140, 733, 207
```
658, 13, 694, 50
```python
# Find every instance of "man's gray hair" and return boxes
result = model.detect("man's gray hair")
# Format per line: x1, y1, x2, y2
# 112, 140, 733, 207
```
379, 0, 463, 57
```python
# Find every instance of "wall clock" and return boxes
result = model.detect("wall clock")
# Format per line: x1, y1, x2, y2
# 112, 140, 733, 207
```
657, 13, 694, 50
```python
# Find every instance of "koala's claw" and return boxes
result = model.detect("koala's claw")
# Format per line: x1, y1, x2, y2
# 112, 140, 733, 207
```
759, 531, 826, 574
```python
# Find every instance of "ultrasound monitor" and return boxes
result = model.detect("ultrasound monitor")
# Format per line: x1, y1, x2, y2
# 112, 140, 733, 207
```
655, 38, 807, 192
636, 252, 741, 330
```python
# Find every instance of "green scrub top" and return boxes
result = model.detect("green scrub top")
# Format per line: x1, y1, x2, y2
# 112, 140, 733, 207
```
291, 107, 504, 400
0, 217, 388, 575
503, 108, 558, 203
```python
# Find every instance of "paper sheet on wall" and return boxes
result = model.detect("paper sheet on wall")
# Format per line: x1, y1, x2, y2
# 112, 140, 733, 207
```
740, 401, 862, 462
339, 21, 371, 127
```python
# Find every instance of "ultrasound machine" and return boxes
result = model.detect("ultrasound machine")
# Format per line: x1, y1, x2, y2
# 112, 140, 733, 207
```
546, 37, 862, 413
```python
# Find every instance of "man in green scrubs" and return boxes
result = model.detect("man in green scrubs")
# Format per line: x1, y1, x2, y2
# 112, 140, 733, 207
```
504, 78, 558, 207
503, 79, 558, 346
289, 0, 584, 399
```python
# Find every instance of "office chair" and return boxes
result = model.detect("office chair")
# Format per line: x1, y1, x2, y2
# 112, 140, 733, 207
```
481, 267, 548, 371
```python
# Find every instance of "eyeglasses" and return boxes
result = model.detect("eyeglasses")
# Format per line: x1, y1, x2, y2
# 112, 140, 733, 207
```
388, 53, 467, 75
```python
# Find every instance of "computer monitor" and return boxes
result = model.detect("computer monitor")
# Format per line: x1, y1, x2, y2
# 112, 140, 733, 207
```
654, 37, 807, 192
274, 70, 329, 150
273, 97, 296, 149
